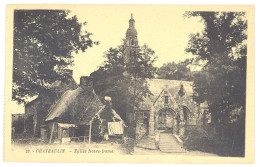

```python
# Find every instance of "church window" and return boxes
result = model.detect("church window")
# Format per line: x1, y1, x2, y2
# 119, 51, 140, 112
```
131, 39, 134, 45
165, 96, 169, 105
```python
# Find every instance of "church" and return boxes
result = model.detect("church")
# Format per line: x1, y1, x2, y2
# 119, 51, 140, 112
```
18, 14, 210, 145
123, 14, 210, 139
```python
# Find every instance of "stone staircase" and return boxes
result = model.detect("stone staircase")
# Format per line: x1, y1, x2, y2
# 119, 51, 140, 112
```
159, 132, 186, 153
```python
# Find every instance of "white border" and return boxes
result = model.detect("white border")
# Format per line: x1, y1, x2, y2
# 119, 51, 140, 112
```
0, 0, 258, 167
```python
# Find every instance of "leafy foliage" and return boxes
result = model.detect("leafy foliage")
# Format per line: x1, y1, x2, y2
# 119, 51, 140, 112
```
185, 12, 247, 65
13, 10, 97, 103
91, 42, 156, 122
185, 12, 247, 156
156, 59, 194, 81
185, 11, 247, 122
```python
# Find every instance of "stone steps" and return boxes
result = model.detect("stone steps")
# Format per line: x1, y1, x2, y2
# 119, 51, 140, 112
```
159, 133, 186, 153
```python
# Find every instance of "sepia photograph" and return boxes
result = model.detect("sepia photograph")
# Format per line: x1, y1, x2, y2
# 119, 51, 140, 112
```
3, 4, 255, 163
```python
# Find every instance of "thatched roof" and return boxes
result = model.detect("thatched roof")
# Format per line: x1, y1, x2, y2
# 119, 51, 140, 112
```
25, 76, 78, 117
45, 87, 104, 125
45, 87, 124, 125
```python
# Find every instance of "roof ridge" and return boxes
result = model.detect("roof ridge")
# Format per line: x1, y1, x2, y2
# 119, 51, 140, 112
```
45, 87, 82, 121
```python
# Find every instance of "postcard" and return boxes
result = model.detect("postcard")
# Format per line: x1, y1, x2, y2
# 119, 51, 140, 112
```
4, 4, 255, 163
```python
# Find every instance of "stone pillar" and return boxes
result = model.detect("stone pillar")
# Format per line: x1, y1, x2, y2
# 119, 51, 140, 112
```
179, 122, 185, 136
172, 117, 177, 134
149, 106, 155, 136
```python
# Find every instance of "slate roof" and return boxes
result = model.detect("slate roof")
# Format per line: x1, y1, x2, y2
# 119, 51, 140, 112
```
138, 79, 194, 110
147, 79, 193, 97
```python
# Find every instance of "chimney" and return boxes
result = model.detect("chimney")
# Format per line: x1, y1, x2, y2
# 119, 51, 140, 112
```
80, 76, 93, 90
63, 69, 73, 78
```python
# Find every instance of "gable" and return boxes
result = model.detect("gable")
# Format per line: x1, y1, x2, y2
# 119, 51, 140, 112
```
138, 79, 194, 111
147, 78, 193, 98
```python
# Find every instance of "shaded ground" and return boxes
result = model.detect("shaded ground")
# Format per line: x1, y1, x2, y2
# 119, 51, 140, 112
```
135, 133, 217, 156
136, 136, 158, 150
13, 128, 232, 156
180, 125, 245, 157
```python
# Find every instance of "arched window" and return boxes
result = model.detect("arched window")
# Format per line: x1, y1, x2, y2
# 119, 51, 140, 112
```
165, 96, 169, 105
164, 91, 169, 105
131, 39, 134, 45
182, 106, 190, 124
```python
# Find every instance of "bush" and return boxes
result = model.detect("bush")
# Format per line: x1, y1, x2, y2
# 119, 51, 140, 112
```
182, 124, 245, 157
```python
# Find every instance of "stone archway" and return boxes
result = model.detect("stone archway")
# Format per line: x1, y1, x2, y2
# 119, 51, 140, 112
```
182, 105, 191, 124
156, 107, 176, 132
177, 105, 192, 136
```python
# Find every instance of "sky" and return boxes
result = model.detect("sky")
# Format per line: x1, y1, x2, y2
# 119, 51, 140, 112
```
9, 5, 205, 114
2, 3, 257, 164
68, 5, 204, 83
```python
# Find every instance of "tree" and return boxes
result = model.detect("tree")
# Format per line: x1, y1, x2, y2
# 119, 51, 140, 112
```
192, 71, 210, 104
156, 59, 193, 81
138, 44, 157, 78
91, 42, 156, 122
185, 12, 247, 156
185, 11, 247, 124
13, 10, 97, 103
185, 12, 247, 66
156, 62, 177, 79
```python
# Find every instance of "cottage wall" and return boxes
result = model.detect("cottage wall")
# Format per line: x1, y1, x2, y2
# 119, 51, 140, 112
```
24, 75, 78, 138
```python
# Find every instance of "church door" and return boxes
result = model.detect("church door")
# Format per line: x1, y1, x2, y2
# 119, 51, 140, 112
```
158, 108, 174, 130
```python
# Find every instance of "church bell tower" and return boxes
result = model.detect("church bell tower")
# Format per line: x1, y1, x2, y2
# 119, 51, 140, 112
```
124, 13, 139, 66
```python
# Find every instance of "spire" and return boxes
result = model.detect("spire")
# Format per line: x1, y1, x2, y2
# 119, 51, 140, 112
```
129, 13, 135, 29
124, 13, 139, 66
126, 13, 137, 38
